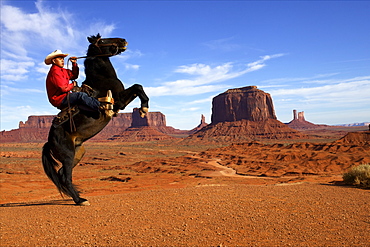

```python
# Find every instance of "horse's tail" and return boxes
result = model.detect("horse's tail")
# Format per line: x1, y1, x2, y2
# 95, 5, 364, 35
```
42, 142, 65, 195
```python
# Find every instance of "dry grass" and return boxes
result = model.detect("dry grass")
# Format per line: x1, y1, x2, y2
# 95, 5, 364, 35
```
343, 164, 370, 188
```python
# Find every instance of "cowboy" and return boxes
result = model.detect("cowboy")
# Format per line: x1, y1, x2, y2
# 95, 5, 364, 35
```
45, 50, 101, 116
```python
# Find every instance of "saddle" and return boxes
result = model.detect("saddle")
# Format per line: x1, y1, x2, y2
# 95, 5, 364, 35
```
52, 85, 114, 127
52, 106, 80, 127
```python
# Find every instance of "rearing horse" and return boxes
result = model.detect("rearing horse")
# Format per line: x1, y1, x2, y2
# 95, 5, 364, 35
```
42, 34, 149, 205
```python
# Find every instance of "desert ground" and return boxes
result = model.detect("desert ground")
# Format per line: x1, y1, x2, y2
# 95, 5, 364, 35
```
1, 127, 369, 246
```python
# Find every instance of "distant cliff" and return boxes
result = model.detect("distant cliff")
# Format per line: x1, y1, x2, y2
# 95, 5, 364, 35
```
0, 116, 53, 142
286, 110, 327, 130
0, 109, 189, 142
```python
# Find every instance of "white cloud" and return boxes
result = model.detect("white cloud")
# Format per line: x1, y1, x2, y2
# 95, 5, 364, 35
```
262, 73, 341, 85
146, 54, 285, 97
248, 53, 286, 69
1, 85, 44, 97
114, 49, 144, 62
185, 107, 200, 112
86, 22, 116, 38
187, 95, 215, 105
268, 76, 370, 122
1, 2, 76, 56
124, 64, 140, 70
175, 63, 214, 75
269, 77, 370, 98
0, 59, 35, 82
202, 37, 241, 52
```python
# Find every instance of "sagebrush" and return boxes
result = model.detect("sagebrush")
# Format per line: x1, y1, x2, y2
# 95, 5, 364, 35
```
342, 164, 370, 188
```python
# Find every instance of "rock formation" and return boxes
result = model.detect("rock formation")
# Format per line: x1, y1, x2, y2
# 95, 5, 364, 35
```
287, 110, 325, 130
211, 86, 276, 123
90, 113, 132, 140
335, 130, 370, 145
108, 126, 175, 142
0, 116, 54, 142
187, 86, 307, 142
189, 114, 208, 134
189, 119, 306, 142
131, 108, 166, 127
108, 108, 175, 141
0, 109, 190, 142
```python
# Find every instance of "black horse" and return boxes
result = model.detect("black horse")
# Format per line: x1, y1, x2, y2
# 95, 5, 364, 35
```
42, 34, 149, 205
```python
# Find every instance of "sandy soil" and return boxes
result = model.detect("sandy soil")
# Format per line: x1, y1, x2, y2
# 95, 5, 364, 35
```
1, 184, 369, 246
1, 135, 369, 246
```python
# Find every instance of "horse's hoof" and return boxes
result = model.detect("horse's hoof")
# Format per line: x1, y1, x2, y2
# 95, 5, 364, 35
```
76, 199, 90, 206
139, 107, 148, 118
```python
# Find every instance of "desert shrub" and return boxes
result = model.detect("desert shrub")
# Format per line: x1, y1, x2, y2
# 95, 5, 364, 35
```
342, 164, 370, 188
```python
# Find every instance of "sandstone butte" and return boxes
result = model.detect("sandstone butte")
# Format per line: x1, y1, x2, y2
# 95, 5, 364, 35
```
0, 85, 365, 143
187, 86, 308, 142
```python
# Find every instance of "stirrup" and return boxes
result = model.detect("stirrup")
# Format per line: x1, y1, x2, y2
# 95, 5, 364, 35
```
98, 90, 114, 104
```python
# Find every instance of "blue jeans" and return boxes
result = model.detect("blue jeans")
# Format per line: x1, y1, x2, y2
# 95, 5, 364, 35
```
59, 92, 100, 112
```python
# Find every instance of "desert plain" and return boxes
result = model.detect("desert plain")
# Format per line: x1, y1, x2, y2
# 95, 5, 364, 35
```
1, 126, 369, 246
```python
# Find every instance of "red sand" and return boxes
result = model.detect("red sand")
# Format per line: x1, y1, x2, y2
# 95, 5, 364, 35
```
1, 132, 369, 246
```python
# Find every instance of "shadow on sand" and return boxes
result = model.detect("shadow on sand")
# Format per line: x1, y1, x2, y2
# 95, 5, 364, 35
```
0, 199, 75, 207
323, 180, 370, 190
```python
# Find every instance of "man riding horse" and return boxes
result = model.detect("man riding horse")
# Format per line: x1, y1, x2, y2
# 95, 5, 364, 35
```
45, 50, 113, 125
42, 34, 149, 205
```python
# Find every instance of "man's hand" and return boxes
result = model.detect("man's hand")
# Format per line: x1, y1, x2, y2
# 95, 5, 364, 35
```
69, 57, 77, 63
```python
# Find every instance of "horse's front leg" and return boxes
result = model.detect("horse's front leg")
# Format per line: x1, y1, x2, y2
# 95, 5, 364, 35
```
118, 84, 149, 117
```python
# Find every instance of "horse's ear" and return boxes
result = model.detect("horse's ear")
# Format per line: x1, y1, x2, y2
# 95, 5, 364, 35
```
87, 36, 95, 43
87, 33, 102, 43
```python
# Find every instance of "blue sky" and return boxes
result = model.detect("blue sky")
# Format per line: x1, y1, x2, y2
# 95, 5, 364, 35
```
1, 0, 369, 131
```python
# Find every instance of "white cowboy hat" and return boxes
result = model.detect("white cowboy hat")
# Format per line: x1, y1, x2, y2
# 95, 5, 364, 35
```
44, 50, 68, 65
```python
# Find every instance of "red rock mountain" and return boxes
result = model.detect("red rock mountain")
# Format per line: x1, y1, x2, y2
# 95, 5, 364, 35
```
108, 108, 176, 141
188, 86, 307, 142
0, 109, 189, 142
0, 116, 53, 142
211, 86, 276, 123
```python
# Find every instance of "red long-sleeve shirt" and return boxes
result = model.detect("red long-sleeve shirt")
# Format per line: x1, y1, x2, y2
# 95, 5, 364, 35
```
46, 63, 79, 108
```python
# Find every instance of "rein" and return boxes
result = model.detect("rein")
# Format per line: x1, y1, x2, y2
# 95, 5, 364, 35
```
67, 39, 120, 70
75, 38, 120, 60
67, 93, 76, 132
67, 40, 120, 69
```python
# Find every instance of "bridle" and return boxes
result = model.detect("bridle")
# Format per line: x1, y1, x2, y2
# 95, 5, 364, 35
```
66, 38, 126, 69
75, 38, 125, 60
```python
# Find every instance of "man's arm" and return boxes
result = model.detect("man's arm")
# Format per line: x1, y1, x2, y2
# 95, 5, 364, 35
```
69, 57, 79, 80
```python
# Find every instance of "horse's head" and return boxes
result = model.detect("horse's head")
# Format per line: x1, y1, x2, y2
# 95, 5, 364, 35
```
87, 33, 128, 57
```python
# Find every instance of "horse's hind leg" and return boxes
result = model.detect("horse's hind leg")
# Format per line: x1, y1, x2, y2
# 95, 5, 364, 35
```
61, 160, 89, 206
57, 144, 86, 190
73, 145, 86, 168
118, 84, 149, 110
53, 138, 89, 205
